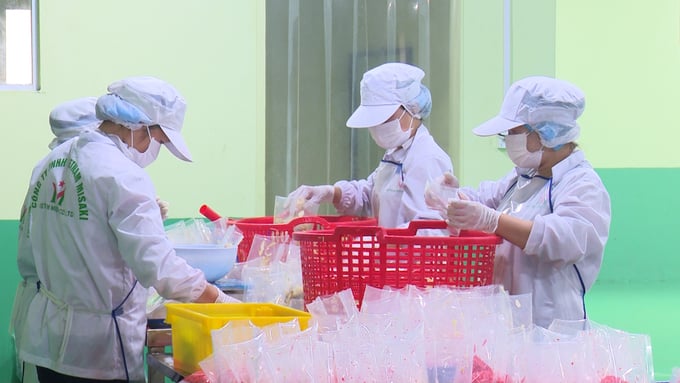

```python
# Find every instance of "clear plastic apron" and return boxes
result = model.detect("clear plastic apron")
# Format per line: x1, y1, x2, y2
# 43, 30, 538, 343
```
496, 171, 587, 320
371, 159, 405, 227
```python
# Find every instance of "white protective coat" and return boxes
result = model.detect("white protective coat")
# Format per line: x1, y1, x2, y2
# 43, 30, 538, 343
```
334, 126, 452, 228
13, 130, 208, 381
460, 150, 611, 327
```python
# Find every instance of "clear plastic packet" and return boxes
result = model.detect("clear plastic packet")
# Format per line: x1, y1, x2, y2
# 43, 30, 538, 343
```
165, 217, 243, 247
274, 194, 320, 224
548, 319, 655, 383
210, 320, 266, 383
424, 176, 461, 236
240, 236, 303, 309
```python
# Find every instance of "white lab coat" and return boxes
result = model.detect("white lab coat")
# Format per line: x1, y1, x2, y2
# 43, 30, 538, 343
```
12, 130, 208, 381
334, 126, 453, 228
460, 150, 611, 327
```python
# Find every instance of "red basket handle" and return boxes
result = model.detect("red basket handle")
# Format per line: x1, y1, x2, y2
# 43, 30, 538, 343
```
284, 215, 332, 231
402, 219, 448, 234
331, 224, 385, 238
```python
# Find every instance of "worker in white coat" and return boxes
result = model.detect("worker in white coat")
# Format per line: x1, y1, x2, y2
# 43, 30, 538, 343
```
287, 62, 453, 228
11, 97, 103, 383
12, 76, 236, 383
47, 97, 170, 220
442, 76, 611, 328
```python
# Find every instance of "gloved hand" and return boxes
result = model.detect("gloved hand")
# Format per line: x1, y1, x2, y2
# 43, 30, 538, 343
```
214, 289, 241, 303
424, 172, 460, 219
446, 192, 501, 233
156, 197, 169, 220
284, 185, 335, 218
288, 185, 335, 205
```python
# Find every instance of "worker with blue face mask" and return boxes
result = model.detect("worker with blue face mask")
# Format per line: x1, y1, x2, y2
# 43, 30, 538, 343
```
287, 62, 454, 228
437, 76, 611, 328
12, 76, 237, 383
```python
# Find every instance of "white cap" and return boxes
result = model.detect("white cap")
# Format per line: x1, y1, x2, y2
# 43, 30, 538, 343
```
104, 76, 192, 162
473, 76, 586, 136
48, 97, 100, 149
346, 63, 426, 128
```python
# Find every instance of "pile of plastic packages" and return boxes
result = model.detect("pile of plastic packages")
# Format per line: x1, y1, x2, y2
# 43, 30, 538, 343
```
184, 284, 655, 383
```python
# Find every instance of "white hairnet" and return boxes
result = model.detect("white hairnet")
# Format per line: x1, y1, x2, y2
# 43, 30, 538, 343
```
96, 76, 192, 161
48, 97, 100, 149
346, 62, 432, 128
473, 76, 585, 148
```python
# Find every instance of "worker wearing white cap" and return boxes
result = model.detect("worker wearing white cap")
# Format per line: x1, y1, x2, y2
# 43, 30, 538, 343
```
12, 76, 237, 383
287, 63, 453, 228
439, 76, 611, 328
47, 96, 171, 220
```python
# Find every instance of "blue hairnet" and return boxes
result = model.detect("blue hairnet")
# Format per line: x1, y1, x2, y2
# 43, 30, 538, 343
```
95, 93, 152, 130
527, 120, 579, 149
403, 84, 432, 119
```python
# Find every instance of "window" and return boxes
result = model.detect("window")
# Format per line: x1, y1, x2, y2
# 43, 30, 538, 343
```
0, 0, 37, 90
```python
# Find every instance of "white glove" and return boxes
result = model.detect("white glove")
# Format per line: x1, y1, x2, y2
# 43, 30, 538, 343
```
156, 197, 169, 220
285, 185, 335, 217
424, 172, 460, 219
446, 192, 500, 233
214, 289, 241, 303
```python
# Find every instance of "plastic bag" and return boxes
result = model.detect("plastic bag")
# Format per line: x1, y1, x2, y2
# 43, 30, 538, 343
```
424, 175, 460, 236
165, 217, 243, 247
274, 194, 320, 224
241, 235, 304, 309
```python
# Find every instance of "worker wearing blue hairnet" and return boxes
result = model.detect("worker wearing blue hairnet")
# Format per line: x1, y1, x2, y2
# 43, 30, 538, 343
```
12, 76, 237, 383
287, 62, 453, 228
436, 76, 611, 328
45, 97, 171, 221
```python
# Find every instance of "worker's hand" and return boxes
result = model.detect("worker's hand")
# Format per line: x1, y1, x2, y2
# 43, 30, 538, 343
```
156, 197, 169, 220
424, 172, 460, 219
287, 185, 335, 207
214, 289, 241, 303
446, 192, 500, 233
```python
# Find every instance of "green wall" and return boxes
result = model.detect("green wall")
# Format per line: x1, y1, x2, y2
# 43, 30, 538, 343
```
0, 221, 20, 381
1, 1, 267, 221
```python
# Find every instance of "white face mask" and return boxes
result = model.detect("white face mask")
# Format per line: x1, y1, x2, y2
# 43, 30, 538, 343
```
368, 109, 412, 150
129, 127, 162, 168
505, 132, 543, 169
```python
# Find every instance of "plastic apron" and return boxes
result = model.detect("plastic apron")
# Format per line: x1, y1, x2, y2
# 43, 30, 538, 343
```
371, 159, 404, 227
495, 171, 587, 324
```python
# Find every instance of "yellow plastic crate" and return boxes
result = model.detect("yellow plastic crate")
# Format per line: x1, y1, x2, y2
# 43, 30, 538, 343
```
164, 303, 312, 373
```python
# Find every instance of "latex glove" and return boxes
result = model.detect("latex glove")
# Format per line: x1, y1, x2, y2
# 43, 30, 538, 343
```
214, 289, 241, 303
424, 172, 460, 219
446, 192, 500, 233
285, 184, 335, 215
156, 197, 169, 220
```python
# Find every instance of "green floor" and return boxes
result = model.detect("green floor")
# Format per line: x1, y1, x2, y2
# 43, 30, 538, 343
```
586, 280, 680, 381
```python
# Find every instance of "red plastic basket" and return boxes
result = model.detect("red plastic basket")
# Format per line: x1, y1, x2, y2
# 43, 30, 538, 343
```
292, 220, 502, 307
233, 215, 377, 262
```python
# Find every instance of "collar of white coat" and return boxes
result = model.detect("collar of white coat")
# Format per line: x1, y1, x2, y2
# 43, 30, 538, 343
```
384, 124, 429, 160
515, 149, 585, 182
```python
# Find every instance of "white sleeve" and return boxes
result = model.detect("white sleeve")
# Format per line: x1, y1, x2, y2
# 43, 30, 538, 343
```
108, 170, 207, 302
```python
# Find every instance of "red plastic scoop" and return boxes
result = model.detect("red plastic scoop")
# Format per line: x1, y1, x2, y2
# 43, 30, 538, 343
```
199, 204, 222, 221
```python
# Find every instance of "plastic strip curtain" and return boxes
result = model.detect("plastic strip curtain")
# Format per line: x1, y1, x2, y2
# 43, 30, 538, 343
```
278, 0, 433, 202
